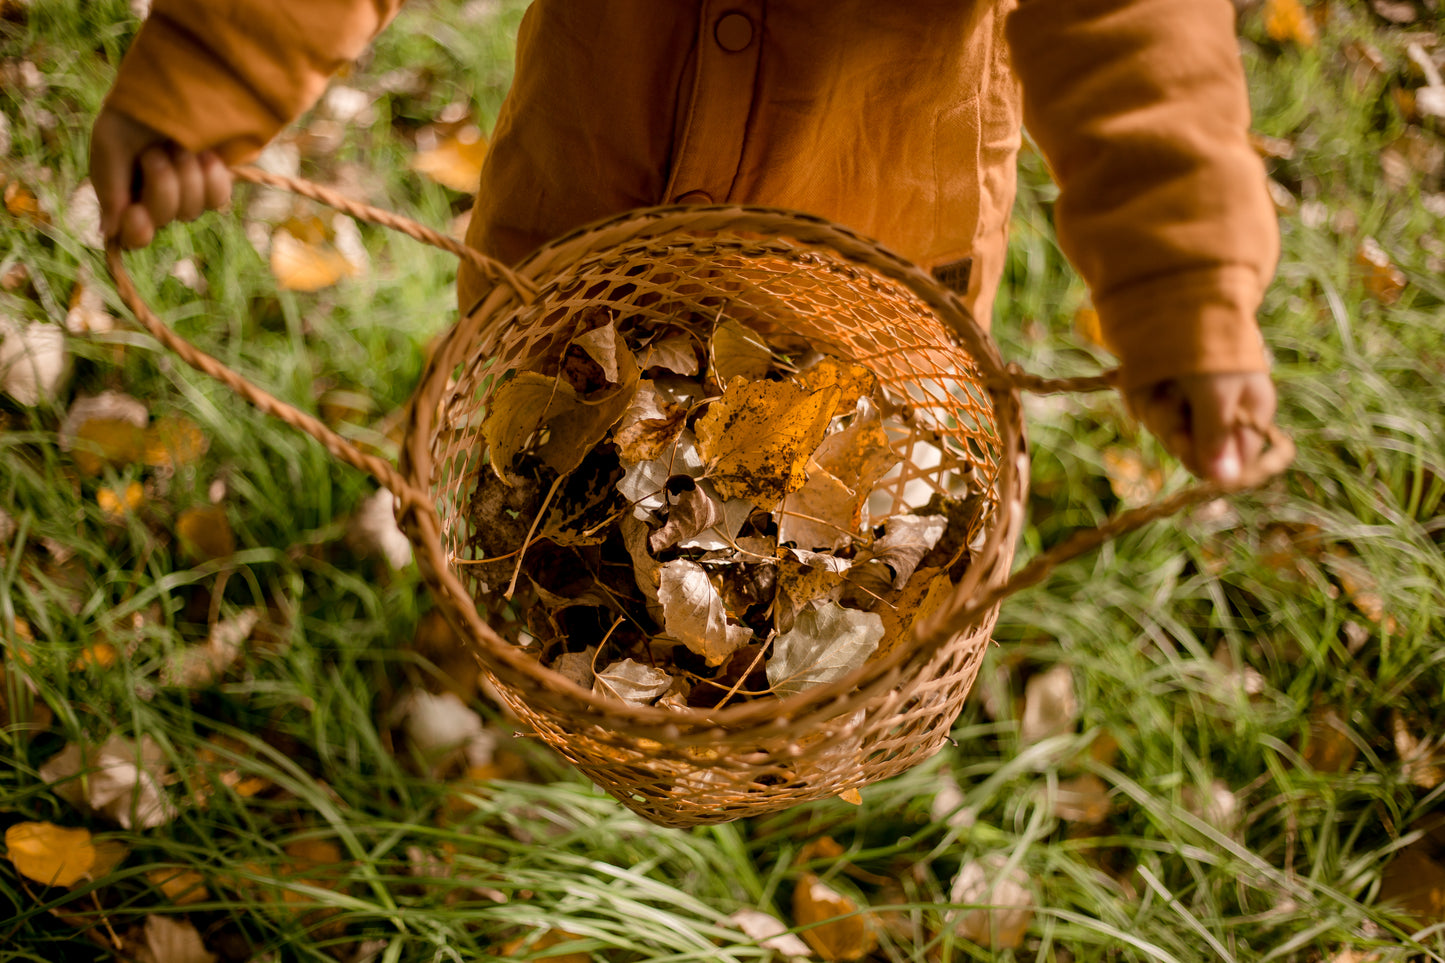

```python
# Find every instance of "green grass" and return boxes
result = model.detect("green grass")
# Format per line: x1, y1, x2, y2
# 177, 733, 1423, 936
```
3, 0, 1445, 960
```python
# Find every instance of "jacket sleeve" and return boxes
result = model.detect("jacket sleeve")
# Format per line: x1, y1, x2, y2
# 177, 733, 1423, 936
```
1005, 0, 1278, 390
104, 0, 404, 164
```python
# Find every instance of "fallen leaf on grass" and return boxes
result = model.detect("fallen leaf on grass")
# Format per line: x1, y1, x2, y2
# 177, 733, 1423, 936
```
1102, 447, 1163, 507
65, 271, 115, 334
710, 318, 773, 385
143, 414, 208, 471
61, 391, 148, 475
696, 376, 839, 505
148, 868, 210, 906
1303, 704, 1359, 774
1019, 665, 1077, 744
165, 609, 259, 687
949, 855, 1034, 949
40, 734, 176, 829
97, 482, 145, 521
269, 216, 363, 292
347, 488, 413, 570
498, 928, 591, 963
1264, 0, 1316, 46
0, 315, 68, 406
176, 505, 235, 562
1392, 710, 1445, 789
1377, 844, 1445, 927
767, 600, 882, 697
130, 914, 218, 963
659, 559, 753, 665
728, 908, 812, 959
793, 873, 877, 961
1052, 774, 1111, 825
410, 124, 488, 192
593, 658, 672, 705
4, 821, 122, 888
3, 175, 48, 225
397, 689, 498, 775
1406, 43, 1445, 120
1355, 237, 1407, 305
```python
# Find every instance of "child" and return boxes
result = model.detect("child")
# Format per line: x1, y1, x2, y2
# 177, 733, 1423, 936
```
89, 0, 1279, 484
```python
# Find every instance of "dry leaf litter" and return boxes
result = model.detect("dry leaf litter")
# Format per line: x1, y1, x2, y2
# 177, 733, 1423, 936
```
467, 313, 989, 714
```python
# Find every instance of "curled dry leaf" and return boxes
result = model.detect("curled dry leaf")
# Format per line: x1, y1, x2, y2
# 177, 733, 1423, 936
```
593, 658, 672, 705
618, 429, 705, 515
872, 567, 952, 663
614, 380, 688, 463
620, 513, 664, 606
729, 908, 812, 960
778, 461, 859, 552
66, 269, 115, 334
39, 734, 176, 829
485, 344, 639, 482
866, 514, 947, 589
552, 648, 597, 689
65, 180, 103, 249
949, 855, 1034, 949
710, 318, 773, 385
132, 914, 218, 963
812, 406, 898, 509
792, 873, 877, 961
659, 559, 753, 665
695, 376, 840, 505
767, 600, 882, 697
348, 488, 413, 570
650, 479, 749, 553
1392, 709, 1445, 789
573, 321, 622, 383
0, 316, 68, 406
638, 333, 700, 375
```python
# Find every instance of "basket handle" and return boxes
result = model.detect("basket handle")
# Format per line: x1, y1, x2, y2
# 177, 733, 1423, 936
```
104, 166, 535, 517
915, 362, 1295, 648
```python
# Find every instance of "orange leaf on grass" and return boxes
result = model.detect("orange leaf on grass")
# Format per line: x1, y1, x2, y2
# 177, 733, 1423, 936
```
176, 505, 236, 562
4, 821, 113, 888
410, 124, 489, 192
793, 872, 877, 961
1264, 0, 1317, 46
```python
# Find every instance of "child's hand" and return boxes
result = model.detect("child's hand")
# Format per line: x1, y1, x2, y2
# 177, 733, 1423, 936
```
1125, 371, 1277, 484
90, 107, 233, 249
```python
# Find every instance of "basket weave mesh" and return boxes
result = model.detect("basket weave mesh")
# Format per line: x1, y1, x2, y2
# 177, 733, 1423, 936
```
399, 206, 1026, 827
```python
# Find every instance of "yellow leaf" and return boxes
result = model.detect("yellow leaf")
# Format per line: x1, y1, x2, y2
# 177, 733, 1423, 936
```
797, 356, 877, 417
1101, 448, 1163, 507
3, 177, 48, 225
143, 414, 208, 470
709, 319, 773, 386
498, 928, 592, 963
695, 376, 839, 505
4, 821, 95, 888
410, 124, 489, 192
793, 873, 877, 961
270, 224, 358, 292
71, 641, 117, 670
872, 567, 953, 663
71, 418, 145, 476
1264, 0, 1316, 46
149, 867, 211, 906
483, 346, 639, 481
1355, 236, 1406, 305
837, 788, 863, 805
176, 505, 236, 562
97, 481, 145, 521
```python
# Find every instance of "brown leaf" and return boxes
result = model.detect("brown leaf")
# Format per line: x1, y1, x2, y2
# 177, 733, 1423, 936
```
777, 462, 860, 551
1053, 774, 1111, 824
1370, 0, 1418, 23
572, 322, 622, 384
709, 318, 773, 386
1020, 665, 1078, 744
1355, 236, 1407, 305
614, 380, 688, 464
638, 334, 700, 376
40, 735, 175, 829
132, 914, 218, 963
797, 355, 877, 417
1264, 0, 1316, 45
410, 124, 488, 192
4, 821, 97, 888
485, 347, 639, 482
649, 479, 722, 552
3, 176, 49, 225
1377, 845, 1445, 925
695, 376, 839, 505
143, 414, 208, 471
659, 559, 752, 666
1303, 705, 1359, 774
593, 658, 673, 705
176, 505, 236, 562
498, 929, 592, 963
767, 601, 882, 697
872, 567, 953, 663
793, 873, 877, 961
775, 550, 849, 633
812, 407, 898, 509
949, 856, 1034, 948
148, 868, 210, 906
866, 515, 948, 590
0, 316, 68, 407
1392, 709, 1445, 789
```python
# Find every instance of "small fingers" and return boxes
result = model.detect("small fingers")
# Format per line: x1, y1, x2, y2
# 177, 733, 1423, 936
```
119, 202, 156, 250
1188, 384, 1239, 484
174, 149, 206, 222
138, 144, 181, 235
199, 152, 233, 213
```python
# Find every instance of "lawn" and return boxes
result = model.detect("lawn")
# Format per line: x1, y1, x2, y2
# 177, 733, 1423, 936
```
2, 1, 1443, 961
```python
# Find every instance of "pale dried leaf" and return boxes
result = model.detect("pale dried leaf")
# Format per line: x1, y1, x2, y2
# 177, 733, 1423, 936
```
399, 690, 497, 771
659, 559, 752, 665
0, 110, 9, 157
949, 855, 1033, 949
348, 488, 413, 570
778, 462, 859, 551
65, 180, 103, 249
649, 481, 748, 552
573, 322, 621, 383
767, 600, 882, 697
1392, 709, 1445, 789
321, 85, 376, 124
1182, 779, 1240, 832
1019, 665, 1077, 744
618, 429, 704, 515
0, 316, 68, 406
552, 648, 597, 690
793, 873, 876, 961
931, 770, 977, 830
695, 376, 839, 505
638, 334, 700, 375
593, 658, 671, 705
710, 318, 773, 385
676, 488, 753, 551
620, 514, 664, 607
729, 908, 812, 960
775, 550, 850, 634
40, 735, 175, 829
135, 915, 218, 963
167, 609, 259, 687
1052, 774, 1111, 824
65, 269, 115, 334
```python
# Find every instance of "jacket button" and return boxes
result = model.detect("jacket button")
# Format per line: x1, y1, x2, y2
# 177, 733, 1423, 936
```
714, 12, 754, 52
675, 190, 714, 204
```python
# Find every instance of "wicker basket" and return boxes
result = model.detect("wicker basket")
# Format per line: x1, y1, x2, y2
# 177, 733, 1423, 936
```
109, 169, 1291, 828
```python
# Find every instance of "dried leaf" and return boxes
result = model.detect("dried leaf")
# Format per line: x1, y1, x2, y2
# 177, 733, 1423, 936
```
1102, 448, 1163, 507
573, 322, 621, 383
872, 567, 952, 663
552, 649, 597, 690
4, 822, 97, 888
0, 316, 68, 406
410, 124, 488, 192
620, 513, 664, 607
148, 868, 210, 906
1392, 709, 1445, 789
768, 600, 882, 697
1264, 0, 1316, 46
143, 414, 208, 470
97, 481, 145, 521
1355, 236, 1407, 305
39, 734, 176, 829
675, 488, 753, 551
65, 180, 103, 249
269, 221, 360, 292
650, 479, 723, 552
1019, 665, 1077, 744
348, 488, 413, 570
485, 346, 639, 482
775, 550, 849, 634
696, 376, 840, 505
867, 515, 947, 589
3, 176, 48, 224
638, 334, 700, 376
134, 915, 218, 963
659, 559, 753, 665
778, 462, 860, 552
593, 658, 672, 705
797, 356, 877, 417
1053, 774, 1111, 824
1377, 845, 1445, 925
398, 689, 496, 774
618, 429, 704, 515
165, 609, 259, 687
729, 908, 812, 960
66, 271, 115, 334
710, 318, 773, 385
498, 929, 592, 963
614, 380, 688, 464
61, 391, 149, 475
1303, 704, 1358, 774
792, 873, 877, 961
176, 505, 236, 562
949, 855, 1034, 949
812, 407, 898, 512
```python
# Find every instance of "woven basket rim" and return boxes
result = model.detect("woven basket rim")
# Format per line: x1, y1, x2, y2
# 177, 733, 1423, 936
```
397, 203, 1028, 733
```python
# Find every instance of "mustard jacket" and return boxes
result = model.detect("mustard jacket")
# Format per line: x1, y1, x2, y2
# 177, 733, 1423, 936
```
105, 0, 1278, 390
